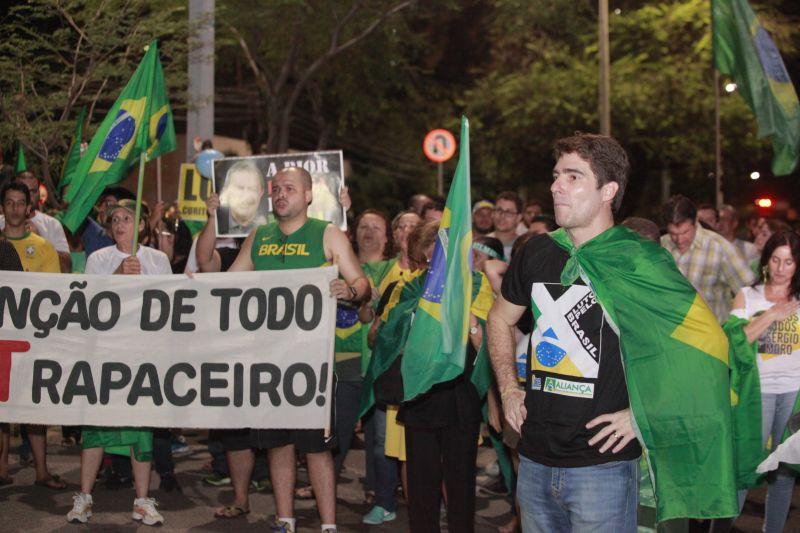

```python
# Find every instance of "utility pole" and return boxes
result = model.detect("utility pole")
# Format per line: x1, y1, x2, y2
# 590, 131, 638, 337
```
714, 70, 724, 208
598, 0, 611, 135
187, 0, 215, 160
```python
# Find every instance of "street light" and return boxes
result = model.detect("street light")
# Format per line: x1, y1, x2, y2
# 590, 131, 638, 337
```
750, 171, 760, 180
725, 83, 737, 93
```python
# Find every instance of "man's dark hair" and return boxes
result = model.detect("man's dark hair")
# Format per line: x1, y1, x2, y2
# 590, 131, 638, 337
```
662, 195, 697, 226
495, 191, 523, 214
529, 215, 558, 232
101, 186, 136, 202
1, 181, 30, 205
421, 196, 445, 218
473, 235, 505, 260
525, 199, 543, 209
553, 132, 630, 212
696, 203, 718, 223
621, 217, 661, 242
15, 170, 38, 184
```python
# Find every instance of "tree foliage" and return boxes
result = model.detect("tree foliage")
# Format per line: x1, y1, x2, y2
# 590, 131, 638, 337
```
0, 0, 187, 197
463, 0, 798, 218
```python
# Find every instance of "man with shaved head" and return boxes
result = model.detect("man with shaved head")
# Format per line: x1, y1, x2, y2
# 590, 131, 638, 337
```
225, 166, 369, 533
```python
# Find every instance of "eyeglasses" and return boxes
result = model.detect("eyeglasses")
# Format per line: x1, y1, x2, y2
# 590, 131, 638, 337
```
493, 207, 519, 217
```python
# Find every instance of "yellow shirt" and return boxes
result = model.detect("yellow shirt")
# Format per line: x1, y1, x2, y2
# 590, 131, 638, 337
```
7, 232, 60, 273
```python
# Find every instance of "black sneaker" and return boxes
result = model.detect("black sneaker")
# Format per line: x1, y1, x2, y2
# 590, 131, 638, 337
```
478, 477, 509, 496
159, 473, 182, 493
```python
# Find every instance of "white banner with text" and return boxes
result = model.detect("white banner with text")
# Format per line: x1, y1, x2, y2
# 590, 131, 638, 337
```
0, 267, 337, 429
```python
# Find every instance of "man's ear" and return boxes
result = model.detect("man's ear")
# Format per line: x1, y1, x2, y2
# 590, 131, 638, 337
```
601, 181, 619, 204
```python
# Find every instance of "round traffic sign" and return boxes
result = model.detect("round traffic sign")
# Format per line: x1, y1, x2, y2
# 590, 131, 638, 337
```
423, 129, 456, 163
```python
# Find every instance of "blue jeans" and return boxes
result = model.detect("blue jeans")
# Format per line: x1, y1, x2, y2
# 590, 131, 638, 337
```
333, 381, 362, 478
371, 406, 399, 512
738, 390, 798, 533
518, 456, 638, 533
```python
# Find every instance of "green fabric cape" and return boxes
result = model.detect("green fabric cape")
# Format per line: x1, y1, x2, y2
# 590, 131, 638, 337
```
549, 226, 738, 522
723, 316, 765, 489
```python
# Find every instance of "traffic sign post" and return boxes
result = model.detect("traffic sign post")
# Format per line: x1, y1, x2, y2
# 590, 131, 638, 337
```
423, 129, 456, 196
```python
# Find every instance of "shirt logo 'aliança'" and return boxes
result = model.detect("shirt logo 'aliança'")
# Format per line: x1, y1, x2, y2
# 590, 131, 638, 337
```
258, 243, 311, 257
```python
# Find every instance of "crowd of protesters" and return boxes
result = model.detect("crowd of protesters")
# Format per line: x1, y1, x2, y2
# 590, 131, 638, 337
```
1, 133, 800, 533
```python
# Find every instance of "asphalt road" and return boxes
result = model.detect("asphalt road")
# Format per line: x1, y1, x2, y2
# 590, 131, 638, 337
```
0, 428, 797, 532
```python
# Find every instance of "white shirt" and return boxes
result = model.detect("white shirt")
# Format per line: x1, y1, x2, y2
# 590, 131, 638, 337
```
732, 285, 800, 394
85, 245, 172, 275
0, 211, 69, 253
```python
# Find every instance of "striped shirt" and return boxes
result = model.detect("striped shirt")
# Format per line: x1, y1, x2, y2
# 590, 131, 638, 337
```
661, 225, 755, 322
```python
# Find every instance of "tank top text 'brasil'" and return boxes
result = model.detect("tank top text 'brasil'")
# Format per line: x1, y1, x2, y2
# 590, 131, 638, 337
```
251, 218, 330, 270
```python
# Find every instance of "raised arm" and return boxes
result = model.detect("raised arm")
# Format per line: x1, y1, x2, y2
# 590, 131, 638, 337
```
196, 194, 222, 273
226, 229, 256, 272
324, 224, 369, 302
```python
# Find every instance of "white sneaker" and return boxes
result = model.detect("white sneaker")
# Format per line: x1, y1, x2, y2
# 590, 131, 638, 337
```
132, 497, 165, 526
67, 492, 93, 524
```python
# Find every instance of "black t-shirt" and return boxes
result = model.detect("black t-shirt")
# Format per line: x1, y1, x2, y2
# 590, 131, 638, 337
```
501, 234, 641, 467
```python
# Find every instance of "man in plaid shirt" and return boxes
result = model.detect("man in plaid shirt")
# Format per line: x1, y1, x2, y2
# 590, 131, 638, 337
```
660, 195, 755, 323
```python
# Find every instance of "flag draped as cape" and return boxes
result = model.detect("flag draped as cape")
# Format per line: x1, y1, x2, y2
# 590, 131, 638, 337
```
549, 226, 738, 522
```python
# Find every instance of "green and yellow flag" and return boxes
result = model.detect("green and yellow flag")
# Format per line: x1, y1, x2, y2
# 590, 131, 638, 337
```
15, 143, 27, 174
401, 117, 472, 401
713, 0, 800, 175
58, 106, 87, 193
60, 41, 176, 232
550, 226, 739, 522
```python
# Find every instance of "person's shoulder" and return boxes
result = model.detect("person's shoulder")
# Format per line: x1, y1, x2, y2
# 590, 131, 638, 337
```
515, 232, 559, 260
84, 245, 116, 272
139, 245, 169, 262
91, 245, 117, 259
27, 232, 55, 250
312, 217, 333, 230
704, 227, 741, 255
34, 211, 63, 227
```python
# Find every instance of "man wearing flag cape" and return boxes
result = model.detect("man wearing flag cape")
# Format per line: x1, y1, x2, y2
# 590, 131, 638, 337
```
488, 133, 739, 531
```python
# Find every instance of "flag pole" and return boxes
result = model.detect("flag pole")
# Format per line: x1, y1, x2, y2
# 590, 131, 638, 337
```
156, 156, 162, 203
714, 70, 723, 208
598, 0, 611, 135
131, 152, 147, 254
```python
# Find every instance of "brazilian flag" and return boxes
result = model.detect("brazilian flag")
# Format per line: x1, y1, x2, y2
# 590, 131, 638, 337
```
550, 226, 741, 522
713, 0, 800, 175
358, 270, 494, 417
59, 41, 176, 232
58, 106, 87, 193
401, 117, 473, 402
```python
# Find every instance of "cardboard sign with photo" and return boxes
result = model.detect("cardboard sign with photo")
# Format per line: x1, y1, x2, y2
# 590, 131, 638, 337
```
212, 151, 345, 238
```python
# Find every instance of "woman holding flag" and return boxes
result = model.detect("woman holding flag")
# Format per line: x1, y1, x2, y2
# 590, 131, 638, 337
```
730, 230, 800, 533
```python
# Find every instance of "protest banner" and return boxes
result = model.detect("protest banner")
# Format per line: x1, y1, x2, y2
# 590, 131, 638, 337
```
212, 150, 346, 238
0, 267, 337, 429
177, 164, 212, 223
